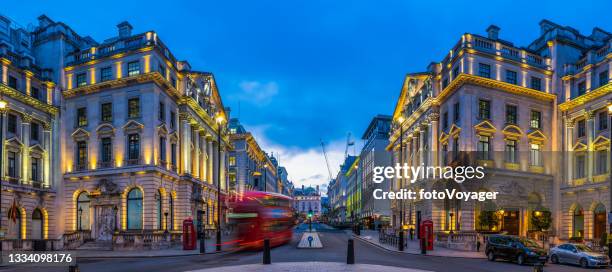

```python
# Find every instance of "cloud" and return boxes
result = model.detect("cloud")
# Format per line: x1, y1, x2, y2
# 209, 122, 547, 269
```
246, 125, 349, 195
234, 80, 279, 105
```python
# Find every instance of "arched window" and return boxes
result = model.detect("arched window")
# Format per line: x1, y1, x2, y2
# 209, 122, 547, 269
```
77, 192, 90, 230
155, 190, 162, 230
572, 205, 584, 238
593, 203, 606, 240
32, 209, 43, 239
127, 188, 143, 230
169, 195, 174, 230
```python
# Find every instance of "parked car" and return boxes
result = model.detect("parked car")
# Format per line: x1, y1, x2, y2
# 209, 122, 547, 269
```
550, 243, 610, 268
486, 235, 548, 265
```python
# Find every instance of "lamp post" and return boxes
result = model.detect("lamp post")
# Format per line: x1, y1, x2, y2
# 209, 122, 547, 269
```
608, 104, 612, 258
263, 164, 268, 192
0, 99, 7, 254
215, 113, 225, 252
397, 116, 405, 251
449, 212, 454, 234
78, 207, 83, 231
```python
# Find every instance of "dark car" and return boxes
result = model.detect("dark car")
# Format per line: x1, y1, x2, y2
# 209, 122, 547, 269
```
486, 235, 548, 265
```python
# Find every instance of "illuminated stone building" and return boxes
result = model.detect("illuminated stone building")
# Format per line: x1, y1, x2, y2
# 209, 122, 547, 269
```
28, 15, 230, 249
293, 185, 321, 218
228, 118, 279, 195
0, 15, 61, 250
388, 23, 559, 248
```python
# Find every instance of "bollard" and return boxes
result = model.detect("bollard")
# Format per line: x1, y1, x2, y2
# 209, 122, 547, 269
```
68, 264, 80, 272
398, 230, 404, 251
421, 238, 427, 255
347, 239, 355, 264
263, 239, 271, 264
533, 262, 544, 272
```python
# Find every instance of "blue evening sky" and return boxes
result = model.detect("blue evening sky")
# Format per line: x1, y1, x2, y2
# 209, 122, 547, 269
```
4, 0, 611, 189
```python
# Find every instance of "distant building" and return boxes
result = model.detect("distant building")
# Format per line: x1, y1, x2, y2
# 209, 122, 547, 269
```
328, 155, 357, 224
293, 185, 321, 217
359, 115, 392, 229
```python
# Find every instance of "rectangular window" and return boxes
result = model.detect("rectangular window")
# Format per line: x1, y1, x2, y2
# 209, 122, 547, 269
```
578, 81, 586, 96
8, 114, 17, 134
478, 99, 490, 120
599, 71, 609, 87
477, 135, 490, 160
229, 156, 236, 166
128, 134, 140, 161
30, 123, 39, 142
599, 111, 608, 131
575, 154, 586, 178
506, 105, 517, 124
159, 137, 166, 163
505, 70, 517, 85
505, 140, 517, 163
453, 102, 460, 122
8, 151, 16, 178
596, 150, 608, 174
530, 144, 542, 166
478, 63, 491, 78
128, 97, 140, 118
127, 61, 140, 76
442, 112, 449, 131
171, 77, 177, 89
101, 102, 112, 122
77, 107, 87, 127
76, 72, 87, 87
31, 87, 40, 100
453, 137, 460, 160
101, 137, 112, 164
453, 66, 460, 79
530, 110, 541, 129
170, 111, 176, 129
159, 102, 165, 121
171, 143, 177, 167
577, 120, 586, 138
101, 66, 113, 82
530, 77, 542, 91
77, 141, 87, 169
31, 158, 39, 182
158, 65, 166, 77
8, 76, 17, 89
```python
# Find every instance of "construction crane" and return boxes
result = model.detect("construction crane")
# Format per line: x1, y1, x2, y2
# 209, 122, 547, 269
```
320, 139, 334, 181
344, 132, 355, 158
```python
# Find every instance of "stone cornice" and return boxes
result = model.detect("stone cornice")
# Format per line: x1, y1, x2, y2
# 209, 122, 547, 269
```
559, 81, 612, 111
62, 72, 180, 100
0, 84, 58, 115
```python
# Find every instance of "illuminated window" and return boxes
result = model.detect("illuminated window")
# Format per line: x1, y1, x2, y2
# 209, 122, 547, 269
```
127, 61, 140, 76
127, 188, 143, 230
505, 140, 517, 163
505, 70, 517, 85
77, 107, 87, 127
101, 66, 113, 82
128, 134, 140, 161
101, 102, 112, 122
530, 111, 541, 129
100, 138, 112, 164
76, 141, 87, 170
229, 156, 236, 166
477, 135, 490, 160
77, 192, 90, 231
478, 99, 490, 120
530, 144, 542, 166
76, 73, 87, 87
506, 105, 517, 124
128, 97, 140, 118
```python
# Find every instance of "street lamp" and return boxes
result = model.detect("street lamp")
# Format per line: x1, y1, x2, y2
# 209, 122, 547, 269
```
215, 112, 225, 252
263, 164, 268, 192
78, 207, 83, 231
0, 98, 6, 254
396, 115, 405, 251
449, 212, 454, 234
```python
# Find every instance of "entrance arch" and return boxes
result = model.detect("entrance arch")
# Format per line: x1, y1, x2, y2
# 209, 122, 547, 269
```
572, 204, 584, 238
593, 203, 606, 240
31, 209, 43, 239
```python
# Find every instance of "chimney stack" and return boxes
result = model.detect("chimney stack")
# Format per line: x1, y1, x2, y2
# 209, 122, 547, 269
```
117, 21, 133, 38
486, 25, 500, 40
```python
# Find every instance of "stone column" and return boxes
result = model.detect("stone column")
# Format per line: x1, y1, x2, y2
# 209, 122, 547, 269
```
586, 111, 595, 183
430, 113, 439, 166
566, 119, 574, 185
25, 71, 32, 96
220, 146, 226, 191
1, 58, 9, 84
180, 114, 191, 175
420, 125, 426, 166
199, 131, 206, 181
43, 123, 51, 187
207, 138, 213, 184
21, 114, 31, 184
192, 126, 200, 178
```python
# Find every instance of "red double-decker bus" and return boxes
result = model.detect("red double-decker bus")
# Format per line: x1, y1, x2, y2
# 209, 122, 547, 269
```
227, 191, 294, 250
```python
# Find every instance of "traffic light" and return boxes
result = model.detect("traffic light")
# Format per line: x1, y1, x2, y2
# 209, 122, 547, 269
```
308, 211, 313, 218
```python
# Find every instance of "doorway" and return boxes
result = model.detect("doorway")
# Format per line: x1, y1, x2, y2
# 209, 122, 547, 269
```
502, 210, 520, 235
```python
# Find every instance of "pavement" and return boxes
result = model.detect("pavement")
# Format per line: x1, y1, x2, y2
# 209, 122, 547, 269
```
187, 261, 432, 272
353, 230, 485, 258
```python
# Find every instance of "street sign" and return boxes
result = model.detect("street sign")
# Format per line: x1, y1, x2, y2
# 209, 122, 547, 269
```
308, 236, 313, 247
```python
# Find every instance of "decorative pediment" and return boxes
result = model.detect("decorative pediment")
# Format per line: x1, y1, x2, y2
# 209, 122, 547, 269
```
122, 120, 144, 134
5, 137, 24, 147
439, 131, 449, 143
96, 123, 115, 138
527, 129, 546, 142
71, 128, 90, 141
449, 124, 461, 136
502, 124, 523, 139
573, 141, 587, 151
593, 135, 610, 148
474, 120, 497, 136
157, 124, 169, 136
29, 144, 45, 154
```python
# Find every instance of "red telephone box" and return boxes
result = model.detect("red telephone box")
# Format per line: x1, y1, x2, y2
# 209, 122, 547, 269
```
183, 218, 196, 250
419, 220, 434, 251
